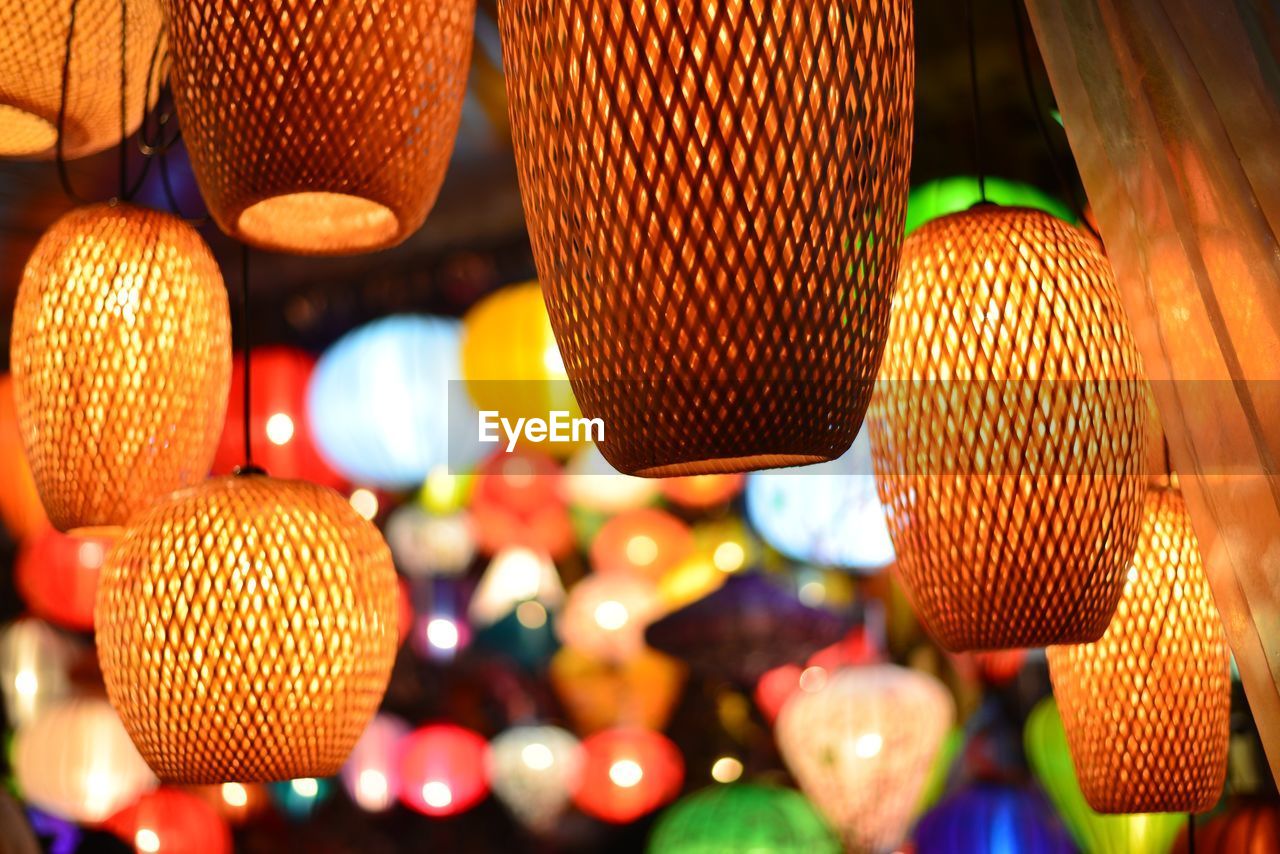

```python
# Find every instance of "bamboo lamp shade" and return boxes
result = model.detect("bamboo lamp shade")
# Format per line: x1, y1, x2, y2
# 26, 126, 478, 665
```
498, 0, 914, 477
162, 0, 474, 255
1047, 486, 1231, 814
95, 475, 399, 783
10, 203, 232, 534
869, 206, 1147, 650
0, 0, 163, 159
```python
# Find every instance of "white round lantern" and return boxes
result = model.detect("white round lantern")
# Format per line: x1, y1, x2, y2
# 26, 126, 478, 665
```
487, 725, 583, 832
0, 618, 73, 730
340, 714, 410, 813
385, 505, 476, 579
469, 548, 565, 628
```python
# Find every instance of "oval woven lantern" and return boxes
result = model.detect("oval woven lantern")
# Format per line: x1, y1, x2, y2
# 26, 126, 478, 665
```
869, 205, 1147, 650
498, 0, 914, 477
0, 0, 163, 159
162, 0, 473, 255
11, 203, 232, 533
95, 475, 399, 783
1047, 485, 1231, 814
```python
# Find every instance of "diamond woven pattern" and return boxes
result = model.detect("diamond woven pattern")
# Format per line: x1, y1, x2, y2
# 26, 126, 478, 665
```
1047, 486, 1230, 814
499, 0, 914, 476
0, 0, 162, 159
96, 476, 400, 783
163, 0, 475, 255
869, 206, 1147, 651
10, 203, 231, 533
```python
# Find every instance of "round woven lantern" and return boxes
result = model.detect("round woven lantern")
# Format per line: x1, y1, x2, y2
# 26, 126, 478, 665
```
162, 0, 474, 255
648, 783, 840, 854
11, 203, 232, 533
498, 0, 914, 477
869, 205, 1147, 650
0, 0, 163, 159
95, 475, 399, 783
1047, 486, 1231, 814
775, 664, 954, 853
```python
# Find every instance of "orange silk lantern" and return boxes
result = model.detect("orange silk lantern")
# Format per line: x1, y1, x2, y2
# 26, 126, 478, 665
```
557, 574, 664, 663
397, 724, 491, 817
550, 646, 687, 735
0, 376, 46, 540
572, 728, 684, 823
1177, 800, 1280, 853
105, 788, 232, 854
590, 508, 694, 581
15, 526, 115, 632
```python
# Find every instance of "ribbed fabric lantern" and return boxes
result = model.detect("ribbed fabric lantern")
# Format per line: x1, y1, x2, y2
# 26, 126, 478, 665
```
498, 0, 914, 477
572, 728, 684, 824
0, 618, 74, 730
162, 0, 474, 255
775, 665, 954, 853
913, 784, 1075, 854
869, 206, 1147, 650
1047, 485, 1231, 813
95, 475, 399, 783
0, 0, 163, 159
487, 725, 584, 833
11, 204, 232, 533
648, 783, 841, 854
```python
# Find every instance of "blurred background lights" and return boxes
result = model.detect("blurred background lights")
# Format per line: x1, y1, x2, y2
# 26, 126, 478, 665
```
710, 757, 743, 784
855, 733, 884, 759
291, 778, 319, 799
711, 541, 745, 573
594, 601, 629, 631
135, 829, 160, 853
516, 601, 547, 630
349, 488, 379, 521
265, 412, 295, 445
422, 781, 453, 809
522, 742, 554, 771
221, 783, 247, 808
609, 759, 644, 788
427, 618, 460, 651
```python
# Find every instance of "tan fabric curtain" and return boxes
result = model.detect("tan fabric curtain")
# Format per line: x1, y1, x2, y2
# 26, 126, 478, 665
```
1025, 0, 1280, 779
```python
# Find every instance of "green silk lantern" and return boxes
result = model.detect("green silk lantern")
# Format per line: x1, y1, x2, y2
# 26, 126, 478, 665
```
1025, 699, 1181, 854
647, 783, 840, 854
904, 176, 1074, 234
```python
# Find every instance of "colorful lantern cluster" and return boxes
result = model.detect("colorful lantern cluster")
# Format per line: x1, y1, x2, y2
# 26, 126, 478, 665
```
469, 547, 565, 628
470, 451, 574, 558
557, 573, 664, 663
564, 446, 659, 515
591, 508, 694, 580
340, 714, 410, 814
550, 646, 687, 735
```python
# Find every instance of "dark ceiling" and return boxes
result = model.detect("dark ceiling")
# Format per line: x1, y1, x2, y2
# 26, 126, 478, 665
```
0, 0, 1080, 366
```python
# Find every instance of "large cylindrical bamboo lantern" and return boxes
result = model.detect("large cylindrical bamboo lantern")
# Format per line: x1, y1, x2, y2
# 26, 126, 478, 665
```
870, 206, 1147, 650
162, 0, 474, 255
498, 1, 914, 476
1047, 486, 1230, 814
95, 475, 399, 783
0, 0, 163, 159
10, 203, 231, 533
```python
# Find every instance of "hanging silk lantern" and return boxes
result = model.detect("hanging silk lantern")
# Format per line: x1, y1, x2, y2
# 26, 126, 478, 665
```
104, 788, 232, 854
0, 0, 163, 159
550, 646, 687, 735
386, 507, 476, 580
212, 347, 343, 488
904, 176, 1073, 234
95, 475, 399, 783
268, 777, 335, 820
15, 527, 115, 632
0, 376, 46, 540
308, 316, 479, 490
746, 429, 894, 572
659, 475, 746, 511
397, 724, 491, 817
557, 574, 664, 663
1176, 799, 1280, 853
776, 665, 953, 853
12, 697, 156, 823
469, 547, 565, 628
1047, 486, 1230, 813
162, 0, 474, 254
913, 784, 1074, 853
487, 725, 583, 833
572, 728, 684, 824
11, 204, 232, 533
565, 445, 659, 515
1024, 699, 1181, 854
0, 618, 74, 729
591, 509, 694, 581
870, 206, 1147, 651
340, 714, 410, 814
649, 784, 840, 854
498, 0, 914, 476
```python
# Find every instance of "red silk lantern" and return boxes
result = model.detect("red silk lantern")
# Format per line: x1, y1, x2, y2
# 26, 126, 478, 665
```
590, 509, 694, 580
755, 630, 877, 723
105, 788, 231, 854
1176, 799, 1280, 853
15, 527, 115, 632
213, 347, 343, 488
572, 728, 684, 824
398, 724, 491, 817
0, 375, 47, 540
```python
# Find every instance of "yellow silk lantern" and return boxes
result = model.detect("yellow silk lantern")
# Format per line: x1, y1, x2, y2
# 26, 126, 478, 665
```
550, 646, 687, 736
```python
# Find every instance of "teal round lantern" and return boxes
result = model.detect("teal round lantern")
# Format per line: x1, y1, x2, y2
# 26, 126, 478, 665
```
268, 777, 335, 820
904, 177, 1074, 234
647, 783, 840, 853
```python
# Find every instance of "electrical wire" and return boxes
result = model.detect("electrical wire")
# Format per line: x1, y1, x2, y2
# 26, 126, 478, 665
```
965, 0, 987, 203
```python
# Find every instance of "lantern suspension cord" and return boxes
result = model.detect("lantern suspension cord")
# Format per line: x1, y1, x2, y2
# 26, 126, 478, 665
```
240, 243, 256, 472
966, 0, 987, 203
1188, 813, 1196, 854
54, 0, 89, 204
116, 0, 128, 200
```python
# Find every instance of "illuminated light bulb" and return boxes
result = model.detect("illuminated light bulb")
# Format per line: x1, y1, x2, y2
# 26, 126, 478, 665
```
594, 601, 630, 631
711, 757, 743, 784
712, 541, 746, 573
516, 601, 547, 630
522, 743, 554, 771
358, 771, 388, 805
422, 782, 453, 809
13, 669, 37, 697
291, 778, 319, 799
854, 733, 884, 759
427, 618, 460, 651
609, 759, 644, 789
349, 488, 379, 521
221, 783, 247, 808
265, 413, 295, 446
135, 829, 160, 853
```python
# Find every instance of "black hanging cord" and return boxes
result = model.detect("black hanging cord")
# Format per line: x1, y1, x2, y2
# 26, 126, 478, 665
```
238, 244, 261, 474
1187, 813, 1196, 854
55, 0, 90, 204
965, 0, 987, 203
116, 0, 128, 200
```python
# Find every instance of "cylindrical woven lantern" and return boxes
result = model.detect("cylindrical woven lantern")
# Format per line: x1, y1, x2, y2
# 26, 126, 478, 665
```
1047, 486, 1231, 814
0, 0, 163, 159
869, 206, 1147, 650
95, 475, 399, 783
11, 203, 232, 533
648, 783, 840, 854
498, 0, 914, 476
397, 724, 491, 817
487, 725, 584, 833
572, 728, 684, 824
775, 665, 954, 854
162, 0, 474, 255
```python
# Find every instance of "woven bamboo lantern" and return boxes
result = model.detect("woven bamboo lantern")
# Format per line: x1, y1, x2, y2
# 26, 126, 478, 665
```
499, 0, 914, 476
95, 475, 399, 783
162, 0, 473, 255
1047, 486, 1230, 814
869, 206, 1147, 650
11, 203, 231, 533
0, 0, 163, 159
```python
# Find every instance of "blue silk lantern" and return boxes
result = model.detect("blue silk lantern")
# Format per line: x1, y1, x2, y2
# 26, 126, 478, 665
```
914, 784, 1075, 854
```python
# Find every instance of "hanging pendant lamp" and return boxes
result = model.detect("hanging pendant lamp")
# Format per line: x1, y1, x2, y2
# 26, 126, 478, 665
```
869, 206, 1147, 650
11, 203, 231, 533
1047, 485, 1230, 814
161, 0, 474, 255
498, 1, 914, 476
95, 475, 399, 783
